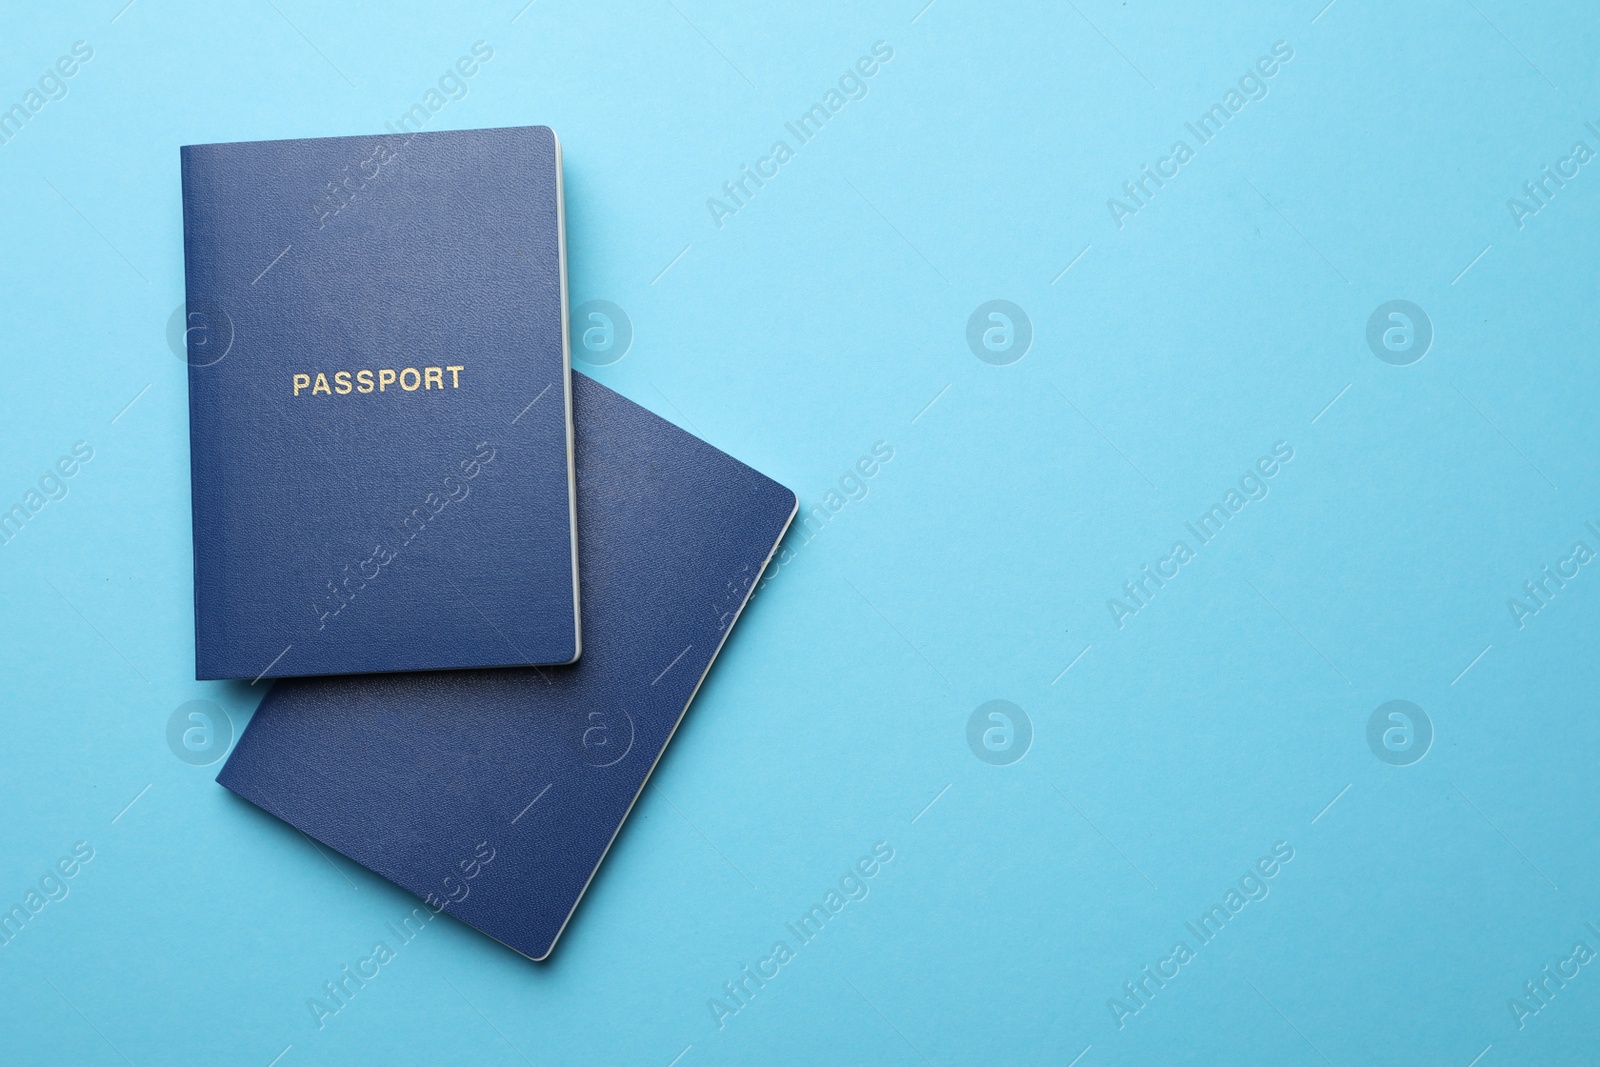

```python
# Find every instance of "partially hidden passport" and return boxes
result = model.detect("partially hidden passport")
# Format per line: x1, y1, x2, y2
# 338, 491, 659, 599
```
217, 372, 798, 960
180, 126, 579, 680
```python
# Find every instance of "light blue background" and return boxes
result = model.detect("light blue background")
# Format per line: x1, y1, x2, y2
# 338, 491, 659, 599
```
2, 1, 1598, 1063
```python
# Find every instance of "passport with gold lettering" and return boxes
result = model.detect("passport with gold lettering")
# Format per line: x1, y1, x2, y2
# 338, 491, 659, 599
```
179, 126, 579, 679
218, 372, 797, 960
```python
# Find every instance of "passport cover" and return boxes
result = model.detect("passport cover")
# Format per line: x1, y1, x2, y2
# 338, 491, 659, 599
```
180, 126, 580, 680
217, 372, 797, 960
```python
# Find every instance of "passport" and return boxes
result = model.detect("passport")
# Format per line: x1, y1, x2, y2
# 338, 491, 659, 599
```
179, 126, 580, 680
217, 372, 797, 960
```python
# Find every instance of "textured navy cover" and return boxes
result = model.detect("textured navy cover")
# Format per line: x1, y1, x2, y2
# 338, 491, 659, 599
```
180, 126, 579, 679
217, 373, 797, 960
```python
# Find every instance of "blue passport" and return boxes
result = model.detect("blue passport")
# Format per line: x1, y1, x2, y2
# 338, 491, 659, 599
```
180, 126, 579, 680
217, 372, 797, 960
